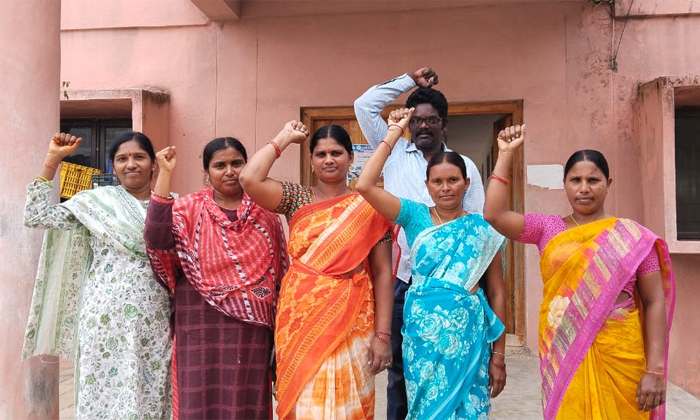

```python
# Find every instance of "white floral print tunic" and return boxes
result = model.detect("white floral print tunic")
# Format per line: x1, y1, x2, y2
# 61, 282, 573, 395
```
24, 182, 172, 420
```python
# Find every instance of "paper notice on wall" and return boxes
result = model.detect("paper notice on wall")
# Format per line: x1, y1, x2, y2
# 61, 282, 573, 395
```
348, 144, 383, 188
526, 164, 564, 189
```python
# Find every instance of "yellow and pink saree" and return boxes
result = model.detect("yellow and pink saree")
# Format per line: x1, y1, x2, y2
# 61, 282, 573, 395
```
539, 218, 675, 420
274, 192, 393, 420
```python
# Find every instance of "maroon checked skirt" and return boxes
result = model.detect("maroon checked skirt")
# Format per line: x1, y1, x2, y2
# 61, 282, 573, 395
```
173, 276, 273, 419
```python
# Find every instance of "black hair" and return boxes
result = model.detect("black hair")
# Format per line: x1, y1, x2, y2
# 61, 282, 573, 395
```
108, 131, 155, 164
309, 125, 353, 155
202, 137, 248, 170
426, 151, 467, 180
564, 149, 610, 180
406, 87, 449, 121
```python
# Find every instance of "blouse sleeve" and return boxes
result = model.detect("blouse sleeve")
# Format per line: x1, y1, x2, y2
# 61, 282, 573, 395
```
516, 213, 564, 253
23, 181, 81, 230
637, 246, 661, 276
516, 214, 547, 244
394, 198, 427, 249
144, 195, 176, 250
394, 198, 416, 228
274, 181, 313, 221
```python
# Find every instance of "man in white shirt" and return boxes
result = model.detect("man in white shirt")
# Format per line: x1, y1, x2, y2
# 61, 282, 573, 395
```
354, 67, 485, 419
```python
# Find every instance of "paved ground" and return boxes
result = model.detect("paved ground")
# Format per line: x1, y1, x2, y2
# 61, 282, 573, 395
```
59, 347, 700, 419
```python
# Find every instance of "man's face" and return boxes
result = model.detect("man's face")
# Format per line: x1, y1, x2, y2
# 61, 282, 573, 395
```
408, 103, 446, 151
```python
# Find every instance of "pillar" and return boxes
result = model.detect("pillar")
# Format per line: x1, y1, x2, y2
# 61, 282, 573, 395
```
0, 0, 62, 417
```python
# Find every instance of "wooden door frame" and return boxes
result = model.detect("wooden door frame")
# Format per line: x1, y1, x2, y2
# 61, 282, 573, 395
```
300, 100, 525, 343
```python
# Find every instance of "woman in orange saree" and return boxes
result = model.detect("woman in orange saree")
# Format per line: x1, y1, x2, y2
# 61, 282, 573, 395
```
240, 121, 395, 419
484, 126, 675, 420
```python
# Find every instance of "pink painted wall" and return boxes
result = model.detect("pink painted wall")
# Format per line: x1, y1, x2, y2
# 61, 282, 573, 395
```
0, 0, 61, 417
54, 0, 700, 396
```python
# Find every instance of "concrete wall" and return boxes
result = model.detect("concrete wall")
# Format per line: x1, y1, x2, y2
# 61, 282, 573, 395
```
32, 0, 700, 397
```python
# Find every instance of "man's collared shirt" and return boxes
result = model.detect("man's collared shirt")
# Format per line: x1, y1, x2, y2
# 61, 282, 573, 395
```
354, 73, 485, 282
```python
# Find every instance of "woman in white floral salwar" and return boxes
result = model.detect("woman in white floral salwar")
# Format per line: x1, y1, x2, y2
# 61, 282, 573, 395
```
23, 132, 172, 419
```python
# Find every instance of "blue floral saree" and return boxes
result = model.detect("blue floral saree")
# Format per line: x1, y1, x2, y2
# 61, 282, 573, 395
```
396, 200, 505, 420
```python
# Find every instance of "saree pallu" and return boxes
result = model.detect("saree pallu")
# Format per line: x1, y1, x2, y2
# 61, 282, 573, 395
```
539, 218, 675, 420
275, 193, 393, 420
403, 215, 505, 420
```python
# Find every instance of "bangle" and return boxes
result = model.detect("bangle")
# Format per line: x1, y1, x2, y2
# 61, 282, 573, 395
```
268, 141, 282, 159
374, 332, 391, 343
151, 190, 174, 200
490, 173, 509, 186
645, 368, 665, 379
34, 175, 51, 184
380, 140, 393, 152
492, 350, 506, 357
490, 358, 506, 368
387, 123, 404, 135
375, 330, 391, 337
44, 162, 59, 170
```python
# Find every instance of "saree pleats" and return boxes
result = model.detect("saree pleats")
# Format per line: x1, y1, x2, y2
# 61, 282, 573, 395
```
292, 303, 375, 419
275, 193, 392, 420
404, 284, 498, 420
558, 306, 648, 420
539, 218, 675, 420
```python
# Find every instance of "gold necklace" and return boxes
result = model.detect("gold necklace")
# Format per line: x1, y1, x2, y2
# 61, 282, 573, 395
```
570, 214, 580, 227
432, 207, 444, 225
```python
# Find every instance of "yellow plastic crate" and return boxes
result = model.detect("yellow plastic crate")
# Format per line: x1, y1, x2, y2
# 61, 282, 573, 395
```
59, 162, 103, 199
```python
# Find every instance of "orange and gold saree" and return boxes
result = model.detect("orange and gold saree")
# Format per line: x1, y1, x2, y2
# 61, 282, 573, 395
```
539, 218, 675, 420
275, 193, 393, 420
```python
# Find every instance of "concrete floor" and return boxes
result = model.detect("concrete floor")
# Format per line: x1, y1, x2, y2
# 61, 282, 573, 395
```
60, 348, 700, 419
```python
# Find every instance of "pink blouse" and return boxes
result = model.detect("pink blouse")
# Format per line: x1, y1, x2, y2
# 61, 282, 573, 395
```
516, 214, 660, 296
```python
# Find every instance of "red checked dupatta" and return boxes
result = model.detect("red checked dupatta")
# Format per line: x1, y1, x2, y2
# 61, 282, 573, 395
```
148, 188, 288, 328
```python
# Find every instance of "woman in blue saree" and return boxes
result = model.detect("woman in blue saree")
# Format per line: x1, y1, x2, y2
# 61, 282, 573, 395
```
356, 107, 508, 419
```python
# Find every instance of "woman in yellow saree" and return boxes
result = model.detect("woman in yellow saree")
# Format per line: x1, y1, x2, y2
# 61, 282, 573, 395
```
240, 121, 395, 419
484, 126, 675, 420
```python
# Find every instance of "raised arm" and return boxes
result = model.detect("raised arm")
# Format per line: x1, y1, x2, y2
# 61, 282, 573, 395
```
24, 133, 84, 230
145, 146, 177, 250
354, 67, 437, 148
152, 146, 176, 199
483, 125, 527, 240
239, 121, 309, 212
355, 108, 414, 221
